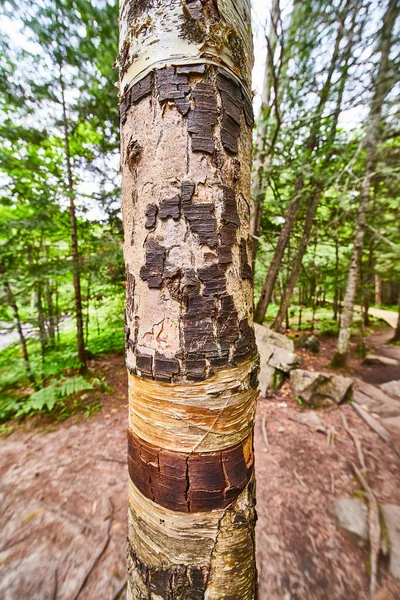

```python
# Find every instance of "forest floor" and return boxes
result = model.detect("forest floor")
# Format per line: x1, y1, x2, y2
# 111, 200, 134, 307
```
1, 326, 400, 600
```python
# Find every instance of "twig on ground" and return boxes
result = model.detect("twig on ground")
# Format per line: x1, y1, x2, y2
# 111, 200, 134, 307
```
111, 580, 127, 600
261, 415, 269, 452
330, 472, 335, 495
40, 502, 95, 534
52, 568, 58, 600
293, 469, 307, 489
308, 532, 318, 554
96, 455, 126, 465
288, 415, 326, 435
326, 426, 336, 446
341, 412, 367, 472
72, 499, 114, 600
352, 463, 380, 599
0, 532, 33, 553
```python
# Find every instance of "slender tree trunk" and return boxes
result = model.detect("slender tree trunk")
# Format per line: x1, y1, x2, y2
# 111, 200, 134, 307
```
4, 282, 33, 381
59, 63, 86, 367
273, 186, 322, 331
333, 226, 340, 321
254, 0, 352, 324
394, 289, 400, 342
119, 1, 258, 598
374, 273, 381, 308
85, 273, 91, 345
36, 280, 47, 364
334, 0, 399, 365
55, 283, 60, 343
42, 239, 55, 345
45, 281, 55, 345
254, 181, 303, 323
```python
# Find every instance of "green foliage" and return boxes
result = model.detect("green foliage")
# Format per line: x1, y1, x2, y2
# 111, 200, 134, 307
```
0, 295, 123, 423
16, 375, 94, 416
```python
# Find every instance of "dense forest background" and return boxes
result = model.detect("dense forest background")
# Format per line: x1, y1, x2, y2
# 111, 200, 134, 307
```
0, 0, 399, 423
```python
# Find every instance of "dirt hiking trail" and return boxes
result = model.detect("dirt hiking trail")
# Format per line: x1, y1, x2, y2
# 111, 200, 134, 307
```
1, 327, 400, 599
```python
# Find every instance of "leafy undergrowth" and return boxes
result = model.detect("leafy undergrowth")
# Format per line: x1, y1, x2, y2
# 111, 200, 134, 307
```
0, 297, 123, 428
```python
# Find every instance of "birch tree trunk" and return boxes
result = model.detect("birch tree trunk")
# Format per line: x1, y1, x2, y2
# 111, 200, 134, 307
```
118, 1, 258, 598
334, 0, 399, 365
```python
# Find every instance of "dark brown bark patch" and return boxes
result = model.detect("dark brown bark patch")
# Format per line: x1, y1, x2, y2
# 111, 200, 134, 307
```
217, 71, 242, 154
222, 186, 240, 226
127, 429, 254, 512
139, 239, 166, 288
187, 83, 217, 154
183, 202, 218, 247
232, 318, 256, 364
127, 541, 208, 600
159, 195, 181, 220
156, 66, 191, 115
120, 72, 153, 124
240, 238, 253, 281
154, 352, 180, 382
144, 203, 158, 229
126, 268, 135, 321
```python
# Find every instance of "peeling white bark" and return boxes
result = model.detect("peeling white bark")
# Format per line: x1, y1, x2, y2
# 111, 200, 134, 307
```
128, 358, 257, 452
118, 0, 253, 98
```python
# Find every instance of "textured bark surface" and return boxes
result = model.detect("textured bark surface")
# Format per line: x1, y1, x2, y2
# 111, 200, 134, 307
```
119, 1, 257, 598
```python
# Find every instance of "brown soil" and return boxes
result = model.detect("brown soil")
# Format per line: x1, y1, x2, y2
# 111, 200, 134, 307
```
1, 328, 400, 599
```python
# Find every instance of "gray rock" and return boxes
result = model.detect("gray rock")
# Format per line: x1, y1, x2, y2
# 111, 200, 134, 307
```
364, 354, 398, 366
254, 323, 294, 351
381, 504, 400, 581
267, 345, 301, 373
258, 363, 284, 396
332, 498, 368, 544
295, 334, 320, 354
255, 324, 300, 395
380, 380, 400, 399
291, 369, 353, 408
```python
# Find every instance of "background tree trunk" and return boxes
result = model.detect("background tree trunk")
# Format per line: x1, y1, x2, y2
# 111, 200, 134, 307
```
375, 273, 381, 308
334, 0, 399, 365
59, 63, 86, 368
394, 289, 400, 342
250, 0, 280, 265
4, 282, 33, 381
119, 1, 258, 598
272, 1, 357, 332
254, 0, 352, 325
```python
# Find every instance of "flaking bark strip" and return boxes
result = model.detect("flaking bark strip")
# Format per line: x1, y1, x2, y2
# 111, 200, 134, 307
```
127, 428, 254, 512
120, 72, 153, 124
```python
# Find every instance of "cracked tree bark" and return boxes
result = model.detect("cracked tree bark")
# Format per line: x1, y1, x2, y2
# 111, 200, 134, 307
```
334, 0, 399, 365
118, 1, 258, 598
